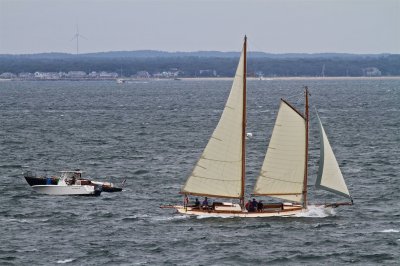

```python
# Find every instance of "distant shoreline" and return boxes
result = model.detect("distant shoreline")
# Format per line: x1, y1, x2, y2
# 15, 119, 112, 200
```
1, 76, 400, 82
182, 76, 400, 81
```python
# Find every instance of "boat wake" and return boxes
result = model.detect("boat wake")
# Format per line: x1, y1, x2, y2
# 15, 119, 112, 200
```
295, 205, 336, 218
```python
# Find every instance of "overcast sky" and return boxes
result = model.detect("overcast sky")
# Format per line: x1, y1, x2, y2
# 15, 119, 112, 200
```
0, 0, 399, 54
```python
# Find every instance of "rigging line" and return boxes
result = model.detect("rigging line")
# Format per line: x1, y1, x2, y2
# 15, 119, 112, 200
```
285, 91, 304, 101
285, 86, 312, 110
309, 103, 329, 124
247, 38, 267, 55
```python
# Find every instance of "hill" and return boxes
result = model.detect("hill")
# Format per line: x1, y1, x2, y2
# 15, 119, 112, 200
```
0, 51, 399, 77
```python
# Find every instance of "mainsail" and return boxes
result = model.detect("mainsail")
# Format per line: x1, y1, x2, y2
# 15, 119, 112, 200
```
181, 46, 246, 199
315, 112, 351, 199
253, 100, 306, 203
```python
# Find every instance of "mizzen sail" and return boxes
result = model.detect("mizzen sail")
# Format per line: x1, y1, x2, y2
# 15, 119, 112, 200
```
181, 46, 246, 198
253, 100, 306, 203
315, 112, 351, 199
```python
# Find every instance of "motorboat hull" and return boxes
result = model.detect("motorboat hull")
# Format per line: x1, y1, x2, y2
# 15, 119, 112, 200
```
32, 185, 101, 196
24, 175, 57, 186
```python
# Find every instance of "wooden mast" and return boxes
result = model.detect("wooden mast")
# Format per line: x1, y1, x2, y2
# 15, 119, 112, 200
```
302, 86, 309, 209
240, 35, 247, 207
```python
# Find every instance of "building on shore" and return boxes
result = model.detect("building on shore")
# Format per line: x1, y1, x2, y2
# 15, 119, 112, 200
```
0, 72, 17, 79
363, 67, 382, 77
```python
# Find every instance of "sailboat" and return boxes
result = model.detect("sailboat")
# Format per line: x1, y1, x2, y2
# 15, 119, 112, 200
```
163, 36, 352, 217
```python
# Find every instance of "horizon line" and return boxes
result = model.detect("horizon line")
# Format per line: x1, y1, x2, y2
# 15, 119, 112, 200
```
0, 50, 398, 56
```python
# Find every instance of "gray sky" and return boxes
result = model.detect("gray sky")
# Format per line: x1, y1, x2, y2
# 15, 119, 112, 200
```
0, 0, 399, 54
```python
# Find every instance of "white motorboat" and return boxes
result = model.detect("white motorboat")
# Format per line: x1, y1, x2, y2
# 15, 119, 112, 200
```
24, 170, 124, 193
31, 171, 102, 196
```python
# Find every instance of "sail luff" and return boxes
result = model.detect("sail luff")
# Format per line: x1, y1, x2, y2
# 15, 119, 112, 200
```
302, 87, 309, 208
240, 35, 247, 206
315, 111, 351, 199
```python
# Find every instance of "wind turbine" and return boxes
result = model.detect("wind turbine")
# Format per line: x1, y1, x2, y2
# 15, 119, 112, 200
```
71, 25, 87, 55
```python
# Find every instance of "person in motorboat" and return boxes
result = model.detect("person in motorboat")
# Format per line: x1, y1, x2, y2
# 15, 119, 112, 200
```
66, 176, 76, 185
73, 171, 81, 180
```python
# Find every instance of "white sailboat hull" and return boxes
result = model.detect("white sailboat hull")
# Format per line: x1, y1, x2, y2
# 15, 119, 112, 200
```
173, 205, 304, 218
32, 185, 100, 196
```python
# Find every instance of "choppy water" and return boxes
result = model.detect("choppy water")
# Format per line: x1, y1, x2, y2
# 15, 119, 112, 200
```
0, 78, 399, 265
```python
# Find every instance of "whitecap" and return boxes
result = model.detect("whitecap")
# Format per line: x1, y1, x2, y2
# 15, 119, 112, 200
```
152, 215, 189, 222
16, 248, 38, 253
56, 258, 75, 264
295, 205, 336, 218
380, 229, 399, 233
4, 218, 31, 224
345, 166, 362, 173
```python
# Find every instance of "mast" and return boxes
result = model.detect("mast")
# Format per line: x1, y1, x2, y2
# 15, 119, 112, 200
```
302, 86, 309, 208
240, 35, 247, 207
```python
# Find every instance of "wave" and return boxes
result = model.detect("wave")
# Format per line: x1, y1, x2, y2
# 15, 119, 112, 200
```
134, 169, 149, 175
380, 229, 399, 233
295, 205, 336, 218
151, 214, 190, 222
56, 258, 75, 264
16, 248, 39, 253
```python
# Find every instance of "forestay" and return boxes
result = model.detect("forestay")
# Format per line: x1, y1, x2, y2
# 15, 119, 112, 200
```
181, 48, 245, 198
315, 113, 351, 199
253, 100, 306, 202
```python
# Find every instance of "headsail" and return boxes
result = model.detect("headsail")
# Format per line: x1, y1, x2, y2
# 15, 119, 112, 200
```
315, 112, 351, 199
181, 44, 246, 199
253, 100, 306, 203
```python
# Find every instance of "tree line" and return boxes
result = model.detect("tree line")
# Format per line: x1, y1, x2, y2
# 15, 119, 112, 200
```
0, 54, 399, 77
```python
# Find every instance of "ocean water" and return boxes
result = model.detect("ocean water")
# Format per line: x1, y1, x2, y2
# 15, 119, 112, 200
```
0, 78, 399, 265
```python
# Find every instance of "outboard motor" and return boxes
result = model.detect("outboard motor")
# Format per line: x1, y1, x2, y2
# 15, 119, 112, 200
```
93, 184, 102, 196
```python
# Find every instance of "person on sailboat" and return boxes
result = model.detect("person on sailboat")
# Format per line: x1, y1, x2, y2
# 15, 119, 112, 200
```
184, 194, 189, 207
249, 202, 255, 212
246, 200, 255, 212
257, 201, 264, 212
252, 198, 258, 211
201, 197, 209, 209
193, 198, 200, 209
